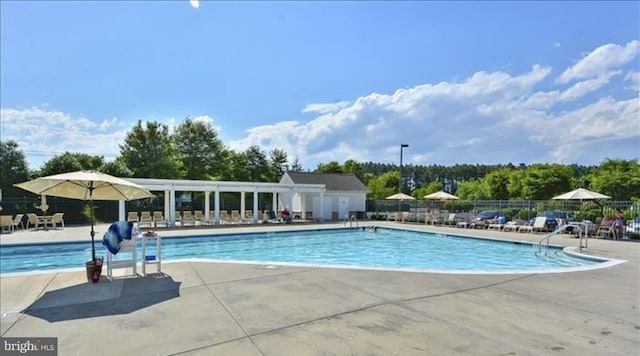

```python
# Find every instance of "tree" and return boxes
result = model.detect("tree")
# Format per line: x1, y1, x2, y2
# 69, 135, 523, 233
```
316, 161, 343, 173
456, 179, 490, 200
174, 118, 225, 180
343, 159, 364, 182
290, 157, 304, 172
40, 152, 105, 176
412, 181, 444, 199
485, 168, 512, 200
245, 145, 270, 182
269, 148, 288, 181
118, 120, 182, 179
100, 160, 133, 177
366, 171, 399, 199
227, 150, 251, 181
588, 158, 640, 200
521, 164, 573, 200
0, 140, 30, 197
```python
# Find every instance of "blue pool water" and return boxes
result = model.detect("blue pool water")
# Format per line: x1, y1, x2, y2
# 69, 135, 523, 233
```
0, 228, 605, 274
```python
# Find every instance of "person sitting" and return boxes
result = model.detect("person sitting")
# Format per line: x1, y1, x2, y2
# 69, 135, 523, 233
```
280, 208, 292, 223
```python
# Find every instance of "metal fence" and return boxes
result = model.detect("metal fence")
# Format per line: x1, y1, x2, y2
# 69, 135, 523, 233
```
367, 199, 639, 223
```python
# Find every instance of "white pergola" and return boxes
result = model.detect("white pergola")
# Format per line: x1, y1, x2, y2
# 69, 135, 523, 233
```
119, 178, 327, 226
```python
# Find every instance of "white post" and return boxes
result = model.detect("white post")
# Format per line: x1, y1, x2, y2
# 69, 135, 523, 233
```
204, 191, 211, 220
240, 191, 246, 219
272, 193, 278, 214
319, 189, 325, 221
253, 189, 259, 224
164, 190, 171, 224
169, 189, 176, 226
118, 200, 125, 221
214, 189, 220, 224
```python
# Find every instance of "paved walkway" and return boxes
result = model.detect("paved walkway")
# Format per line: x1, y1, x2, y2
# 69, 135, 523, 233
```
1, 222, 639, 355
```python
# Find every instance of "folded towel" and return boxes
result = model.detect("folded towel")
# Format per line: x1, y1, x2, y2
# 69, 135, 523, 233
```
102, 221, 134, 255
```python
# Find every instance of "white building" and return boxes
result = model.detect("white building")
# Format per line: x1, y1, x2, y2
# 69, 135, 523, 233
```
279, 172, 369, 221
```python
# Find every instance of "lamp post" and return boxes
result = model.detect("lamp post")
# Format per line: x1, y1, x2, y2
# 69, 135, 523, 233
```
399, 144, 409, 194
398, 144, 409, 216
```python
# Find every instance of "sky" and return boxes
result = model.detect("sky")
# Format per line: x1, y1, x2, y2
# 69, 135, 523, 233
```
1, 1, 639, 171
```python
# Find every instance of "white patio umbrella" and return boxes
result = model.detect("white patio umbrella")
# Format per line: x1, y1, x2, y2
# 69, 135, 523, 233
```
14, 170, 154, 262
386, 193, 415, 200
552, 188, 610, 200
423, 191, 459, 200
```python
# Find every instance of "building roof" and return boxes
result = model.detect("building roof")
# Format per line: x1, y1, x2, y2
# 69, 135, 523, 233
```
284, 172, 368, 192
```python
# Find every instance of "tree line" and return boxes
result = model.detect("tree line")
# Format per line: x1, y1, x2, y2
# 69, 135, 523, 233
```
1, 118, 638, 201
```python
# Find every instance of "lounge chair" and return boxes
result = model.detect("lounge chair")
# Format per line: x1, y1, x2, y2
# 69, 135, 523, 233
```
139, 211, 153, 228
0, 215, 12, 233
531, 217, 549, 233
596, 218, 616, 239
26, 213, 39, 230
11, 214, 25, 231
230, 210, 241, 224
444, 213, 458, 226
182, 211, 196, 226
51, 212, 65, 229
194, 210, 204, 225
174, 211, 183, 226
219, 210, 229, 224
244, 210, 253, 223
266, 210, 283, 223
127, 212, 139, 223
502, 221, 520, 232
153, 211, 169, 227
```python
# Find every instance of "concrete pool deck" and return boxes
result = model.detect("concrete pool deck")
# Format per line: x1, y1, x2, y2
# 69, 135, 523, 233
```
1, 222, 639, 355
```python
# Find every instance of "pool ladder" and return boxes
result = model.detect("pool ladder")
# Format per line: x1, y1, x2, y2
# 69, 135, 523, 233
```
537, 223, 588, 254
344, 214, 359, 229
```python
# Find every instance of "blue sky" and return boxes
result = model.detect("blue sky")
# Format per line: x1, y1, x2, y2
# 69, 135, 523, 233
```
1, 1, 638, 171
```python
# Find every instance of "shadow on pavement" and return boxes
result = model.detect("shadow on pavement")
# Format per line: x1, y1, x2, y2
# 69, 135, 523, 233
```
23, 274, 181, 322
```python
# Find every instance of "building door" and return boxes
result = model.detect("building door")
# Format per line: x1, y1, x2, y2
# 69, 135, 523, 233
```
338, 196, 349, 220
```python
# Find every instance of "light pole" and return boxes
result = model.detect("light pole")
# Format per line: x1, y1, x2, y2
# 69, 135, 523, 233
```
398, 144, 409, 216
399, 144, 409, 194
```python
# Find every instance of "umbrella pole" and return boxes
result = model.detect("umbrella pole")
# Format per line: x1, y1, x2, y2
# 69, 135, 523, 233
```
89, 182, 96, 262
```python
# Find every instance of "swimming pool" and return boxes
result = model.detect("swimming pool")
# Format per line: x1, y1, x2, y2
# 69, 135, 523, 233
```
0, 228, 613, 274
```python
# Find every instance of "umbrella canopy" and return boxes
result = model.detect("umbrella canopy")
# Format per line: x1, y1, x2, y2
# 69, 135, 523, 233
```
552, 188, 610, 200
423, 191, 459, 200
15, 170, 154, 261
386, 193, 415, 200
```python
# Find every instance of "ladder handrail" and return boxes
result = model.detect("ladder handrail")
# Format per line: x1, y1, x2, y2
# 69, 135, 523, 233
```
538, 223, 586, 253
343, 214, 359, 228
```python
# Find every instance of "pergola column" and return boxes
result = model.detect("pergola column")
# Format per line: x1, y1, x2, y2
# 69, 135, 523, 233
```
214, 189, 220, 224
253, 189, 259, 224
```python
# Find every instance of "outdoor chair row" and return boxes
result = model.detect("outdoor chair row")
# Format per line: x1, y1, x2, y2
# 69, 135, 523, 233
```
0, 213, 64, 233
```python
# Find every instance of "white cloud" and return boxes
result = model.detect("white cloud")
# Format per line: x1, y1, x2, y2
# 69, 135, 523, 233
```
556, 40, 640, 84
625, 70, 640, 91
2, 41, 638, 171
558, 71, 621, 102
229, 42, 637, 167
302, 101, 351, 114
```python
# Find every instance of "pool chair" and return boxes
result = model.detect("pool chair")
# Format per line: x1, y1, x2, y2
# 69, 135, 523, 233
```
153, 211, 169, 227
182, 211, 196, 226
193, 210, 206, 225
502, 221, 521, 232
531, 217, 550, 233
103, 221, 138, 281
219, 210, 229, 224
26, 213, 40, 230
595, 218, 616, 239
0, 215, 12, 233
51, 212, 65, 229
127, 211, 139, 223
139, 211, 153, 228
230, 210, 241, 224
11, 214, 25, 231
243, 210, 253, 223
266, 210, 283, 223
